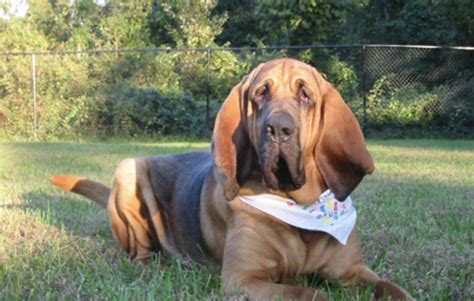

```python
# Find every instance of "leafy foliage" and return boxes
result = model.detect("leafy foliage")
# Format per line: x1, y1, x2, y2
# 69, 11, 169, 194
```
345, 0, 473, 46
254, 0, 355, 45
366, 75, 473, 137
101, 88, 208, 138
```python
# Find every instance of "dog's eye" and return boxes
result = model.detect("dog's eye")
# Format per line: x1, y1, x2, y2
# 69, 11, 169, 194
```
253, 85, 268, 104
299, 87, 311, 104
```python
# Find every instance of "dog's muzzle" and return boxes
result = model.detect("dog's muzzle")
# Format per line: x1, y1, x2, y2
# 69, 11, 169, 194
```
260, 112, 305, 191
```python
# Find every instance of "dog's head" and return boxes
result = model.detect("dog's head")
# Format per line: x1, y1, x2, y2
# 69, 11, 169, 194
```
212, 58, 374, 202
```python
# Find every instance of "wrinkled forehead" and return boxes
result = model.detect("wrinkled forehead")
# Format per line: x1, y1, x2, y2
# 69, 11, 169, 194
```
252, 59, 317, 87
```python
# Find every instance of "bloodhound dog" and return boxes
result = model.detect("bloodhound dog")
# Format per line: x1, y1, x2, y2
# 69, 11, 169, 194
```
50, 59, 413, 300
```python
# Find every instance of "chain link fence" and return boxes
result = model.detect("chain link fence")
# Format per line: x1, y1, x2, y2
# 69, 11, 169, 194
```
0, 45, 472, 140
362, 45, 474, 137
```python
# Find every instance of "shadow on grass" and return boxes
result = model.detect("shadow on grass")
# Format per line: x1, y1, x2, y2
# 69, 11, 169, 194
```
9, 191, 112, 240
2, 194, 222, 300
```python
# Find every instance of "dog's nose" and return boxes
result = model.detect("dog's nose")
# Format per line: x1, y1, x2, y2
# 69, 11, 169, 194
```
265, 113, 295, 142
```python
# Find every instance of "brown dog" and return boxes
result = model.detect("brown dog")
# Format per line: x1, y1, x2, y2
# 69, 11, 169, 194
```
50, 59, 413, 300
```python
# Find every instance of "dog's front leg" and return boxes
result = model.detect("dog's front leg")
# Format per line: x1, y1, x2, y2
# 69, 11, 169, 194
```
309, 231, 414, 300
221, 221, 326, 301
339, 263, 414, 301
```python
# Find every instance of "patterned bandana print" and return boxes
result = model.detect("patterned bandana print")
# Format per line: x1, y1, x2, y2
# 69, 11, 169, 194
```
239, 190, 356, 245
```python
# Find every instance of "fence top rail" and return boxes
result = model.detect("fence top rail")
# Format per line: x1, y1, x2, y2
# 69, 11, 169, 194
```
362, 44, 474, 50
0, 44, 473, 57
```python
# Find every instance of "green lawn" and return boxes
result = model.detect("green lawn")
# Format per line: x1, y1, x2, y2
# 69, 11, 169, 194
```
0, 140, 472, 300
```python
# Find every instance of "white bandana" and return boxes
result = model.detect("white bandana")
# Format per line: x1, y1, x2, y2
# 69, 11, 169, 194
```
239, 190, 356, 245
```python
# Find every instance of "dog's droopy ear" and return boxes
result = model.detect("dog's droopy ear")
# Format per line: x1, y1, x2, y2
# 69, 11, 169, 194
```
212, 83, 247, 201
315, 85, 374, 201
212, 65, 265, 201
213, 71, 264, 201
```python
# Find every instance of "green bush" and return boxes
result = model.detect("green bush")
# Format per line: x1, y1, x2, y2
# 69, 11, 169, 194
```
100, 88, 208, 138
368, 77, 441, 125
366, 75, 473, 137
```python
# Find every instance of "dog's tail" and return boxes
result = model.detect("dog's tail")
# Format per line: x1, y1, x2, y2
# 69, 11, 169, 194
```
49, 175, 111, 208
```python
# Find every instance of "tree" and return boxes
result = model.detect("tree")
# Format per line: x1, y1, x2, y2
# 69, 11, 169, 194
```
98, 1, 152, 49
213, 0, 262, 47
346, 0, 473, 46
149, 1, 226, 48
215, 0, 363, 46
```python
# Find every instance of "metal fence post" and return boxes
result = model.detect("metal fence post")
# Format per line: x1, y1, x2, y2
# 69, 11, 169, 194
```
361, 45, 368, 136
206, 48, 211, 130
32, 53, 38, 141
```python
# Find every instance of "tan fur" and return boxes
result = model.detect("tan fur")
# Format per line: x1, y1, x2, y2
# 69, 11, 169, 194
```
49, 175, 110, 208
51, 59, 413, 300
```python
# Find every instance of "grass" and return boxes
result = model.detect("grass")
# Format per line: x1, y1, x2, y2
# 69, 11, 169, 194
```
0, 139, 472, 300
